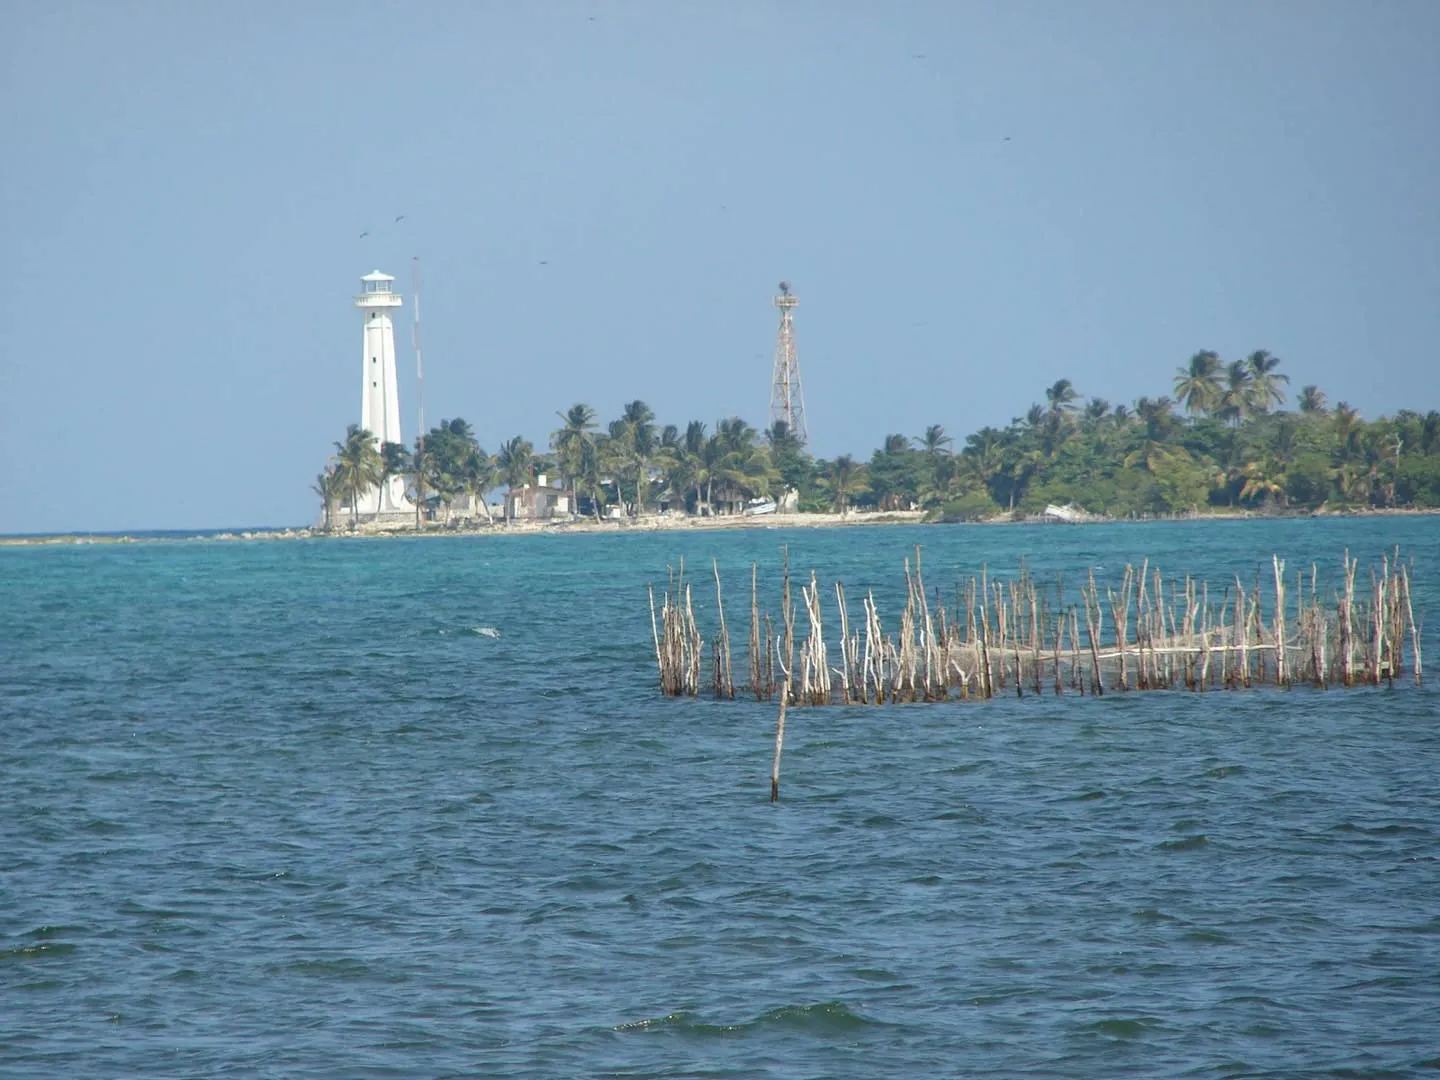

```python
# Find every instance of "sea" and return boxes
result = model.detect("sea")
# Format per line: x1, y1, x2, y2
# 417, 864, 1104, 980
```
2, 518, 1438, 1078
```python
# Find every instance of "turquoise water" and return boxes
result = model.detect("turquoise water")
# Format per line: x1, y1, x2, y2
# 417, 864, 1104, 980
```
3, 519, 1439, 1078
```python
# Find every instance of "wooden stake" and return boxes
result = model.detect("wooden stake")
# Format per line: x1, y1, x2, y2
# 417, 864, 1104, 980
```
770, 680, 789, 803
749, 562, 762, 699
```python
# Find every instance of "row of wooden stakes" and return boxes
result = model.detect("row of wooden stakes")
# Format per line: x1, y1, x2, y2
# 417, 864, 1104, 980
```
648, 548, 1424, 707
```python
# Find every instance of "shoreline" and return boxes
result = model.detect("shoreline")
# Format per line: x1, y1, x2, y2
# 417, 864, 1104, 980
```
3, 505, 1439, 548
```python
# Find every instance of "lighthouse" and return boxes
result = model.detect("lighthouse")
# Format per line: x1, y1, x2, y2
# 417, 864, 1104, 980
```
354, 270, 409, 514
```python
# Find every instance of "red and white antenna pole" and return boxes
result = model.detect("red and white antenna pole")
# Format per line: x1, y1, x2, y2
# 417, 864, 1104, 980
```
411, 256, 424, 441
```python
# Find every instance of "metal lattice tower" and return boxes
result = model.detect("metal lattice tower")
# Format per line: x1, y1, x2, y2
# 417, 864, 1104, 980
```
768, 281, 808, 444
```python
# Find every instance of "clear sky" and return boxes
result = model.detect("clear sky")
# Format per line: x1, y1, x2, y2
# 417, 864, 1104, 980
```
2, 1, 1437, 533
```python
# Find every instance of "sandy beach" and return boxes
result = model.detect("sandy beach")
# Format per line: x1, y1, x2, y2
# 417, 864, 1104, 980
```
5, 505, 1439, 548
0, 510, 928, 546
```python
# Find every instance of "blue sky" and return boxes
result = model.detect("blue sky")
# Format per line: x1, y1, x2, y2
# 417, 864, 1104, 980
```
2, 1, 1437, 532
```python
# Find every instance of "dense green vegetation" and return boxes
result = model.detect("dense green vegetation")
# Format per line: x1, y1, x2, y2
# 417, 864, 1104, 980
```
316, 351, 1440, 527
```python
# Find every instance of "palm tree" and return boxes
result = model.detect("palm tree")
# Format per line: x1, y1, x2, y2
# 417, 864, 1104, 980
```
876, 432, 905, 457
1173, 350, 1222, 416
655, 441, 694, 512
765, 419, 801, 452
1332, 402, 1362, 464
962, 427, 1006, 502
917, 453, 965, 507
1336, 460, 1375, 506
461, 446, 496, 525
649, 424, 691, 512
1135, 396, 1176, 438
408, 436, 435, 530
1044, 378, 1081, 418
1245, 350, 1288, 414
622, 400, 656, 441
695, 430, 726, 515
1082, 398, 1111, 430
577, 439, 609, 521
676, 420, 709, 513
496, 436, 534, 522
601, 419, 638, 514
620, 400, 657, 514
379, 440, 409, 513
1217, 360, 1253, 426
913, 424, 952, 503
707, 418, 776, 512
419, 418, 479, 524
551, 403, 598, 489
822, 454, 867, 513
764, 419, 809, 507
914, 424, 952, 456
726, 446, 779, 511
1239, 457, 1287, 507
685, 420, 709, 454
440, 417, 476, 446
1126, 397, 1183, 473
312, 467, 338, 532
332, 424, 383, 529
1297, 385, 1327, 414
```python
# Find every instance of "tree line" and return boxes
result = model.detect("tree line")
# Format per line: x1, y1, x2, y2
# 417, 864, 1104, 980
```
314, 349, 1440, 529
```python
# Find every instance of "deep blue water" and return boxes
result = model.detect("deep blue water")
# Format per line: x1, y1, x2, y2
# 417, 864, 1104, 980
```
3, 520, 1439, 1078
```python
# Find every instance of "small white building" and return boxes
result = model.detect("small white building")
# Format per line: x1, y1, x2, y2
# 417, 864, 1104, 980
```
354, 270, 411, 515
505, 473, 574, 522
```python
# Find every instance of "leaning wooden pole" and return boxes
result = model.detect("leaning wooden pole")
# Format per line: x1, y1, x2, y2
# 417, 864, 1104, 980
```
770, 679, 790, 803
1401, 563, 1422, 686
647, 583, 663, 689
781, 547, 795, 705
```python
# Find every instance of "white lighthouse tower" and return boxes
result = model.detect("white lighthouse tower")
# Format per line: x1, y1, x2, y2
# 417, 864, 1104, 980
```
354, 270, 410, 514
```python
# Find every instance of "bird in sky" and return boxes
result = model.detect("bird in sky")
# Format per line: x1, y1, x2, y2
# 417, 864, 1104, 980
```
359, 231, 370, 238
395, 215, 405, 222
539, 260, 549, 265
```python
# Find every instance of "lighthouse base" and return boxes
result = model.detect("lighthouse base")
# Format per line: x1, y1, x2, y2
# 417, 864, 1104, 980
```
354, 477, 413, 517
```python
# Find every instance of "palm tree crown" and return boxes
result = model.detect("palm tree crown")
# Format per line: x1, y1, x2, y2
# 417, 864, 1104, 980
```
496, 436, 535, 489
1044, 378, 1081, 417
1298, 385, 1327, 414
914, 424, 952, 456
1173, 350, 1222, 416
551, 403, 598, 488
1245, 350, 1288, 414
1218, 360, 1254, 425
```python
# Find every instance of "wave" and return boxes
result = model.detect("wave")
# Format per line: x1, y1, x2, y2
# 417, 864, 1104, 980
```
614, 1001, 886, 1037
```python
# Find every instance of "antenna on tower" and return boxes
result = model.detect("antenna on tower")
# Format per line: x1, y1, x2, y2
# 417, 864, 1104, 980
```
411, 256, 426, 530
411, 256, 424, 440
769, 280, 808, 444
